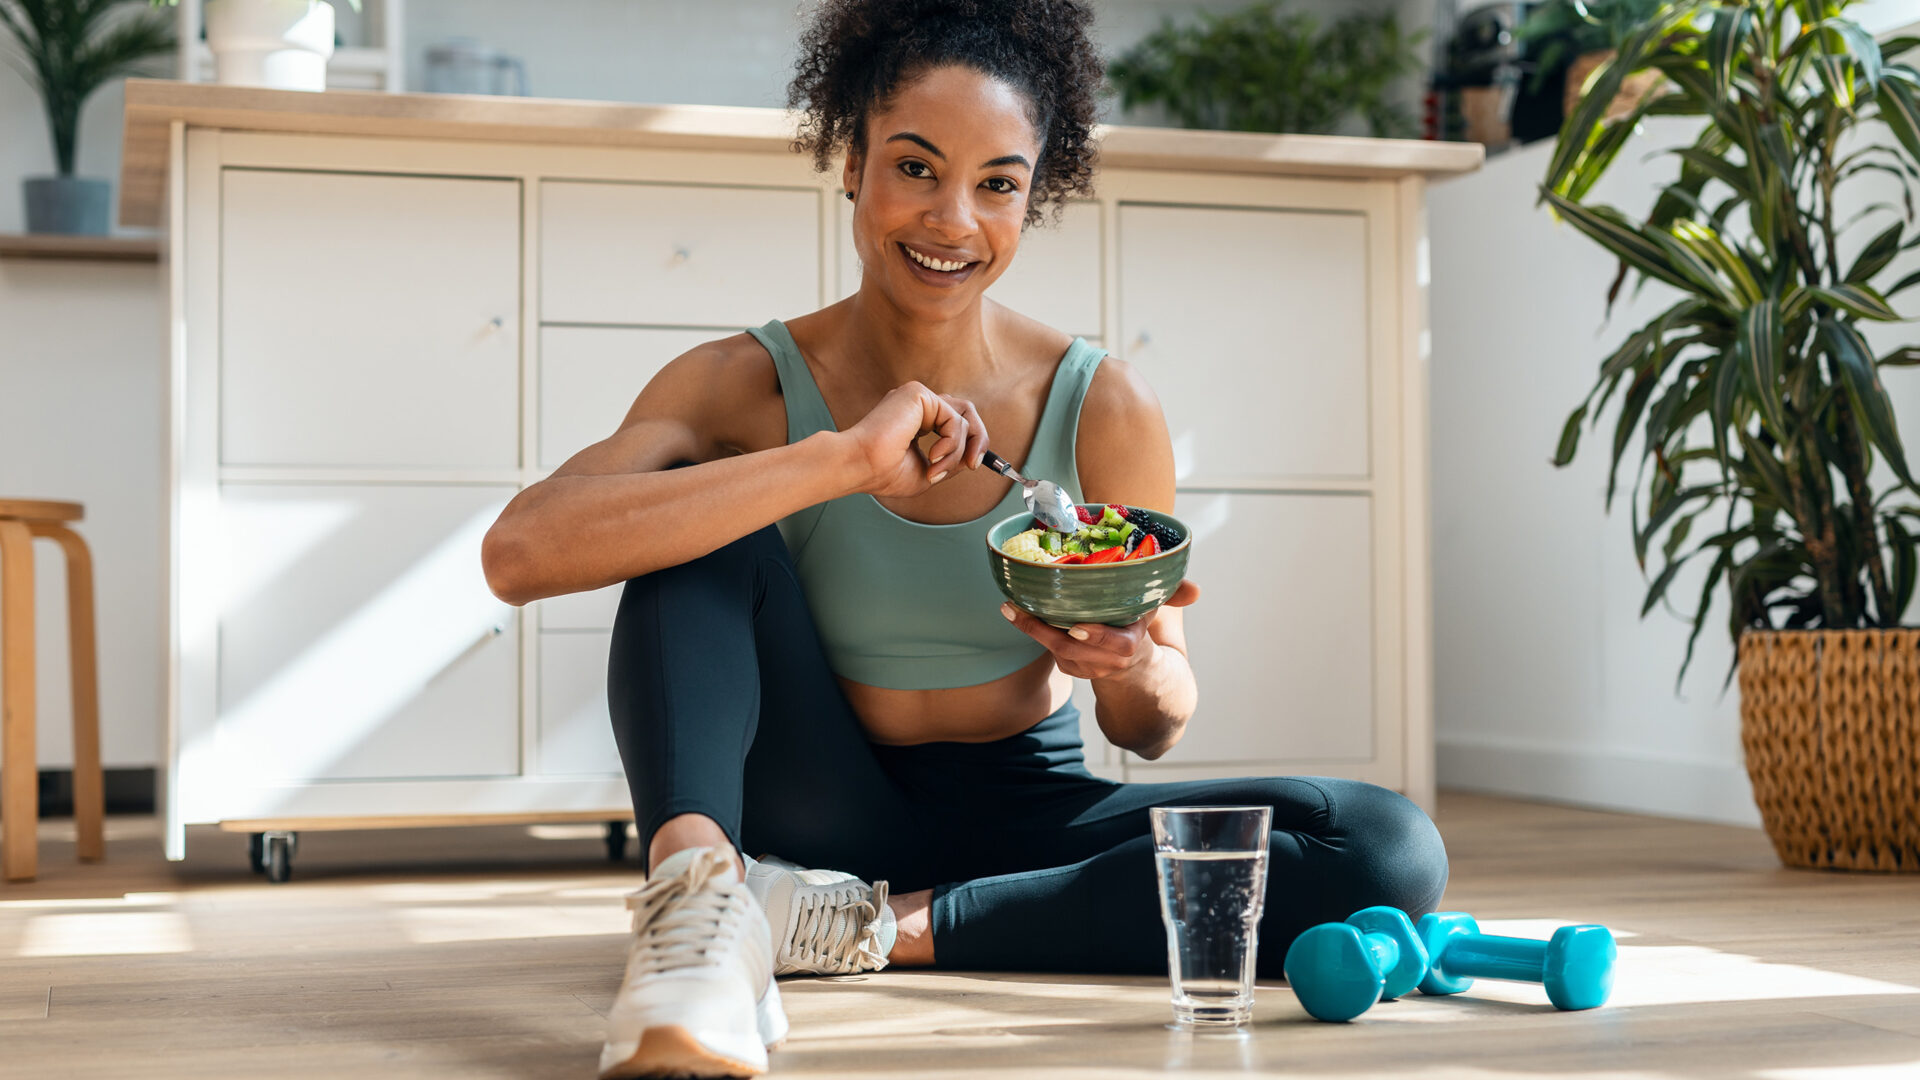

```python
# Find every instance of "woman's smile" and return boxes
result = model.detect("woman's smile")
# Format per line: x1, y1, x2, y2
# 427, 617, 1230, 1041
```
899, 241, 981, 285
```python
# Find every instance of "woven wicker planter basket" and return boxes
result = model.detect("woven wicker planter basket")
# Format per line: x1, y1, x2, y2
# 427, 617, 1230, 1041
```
1738, 629, 1920, 871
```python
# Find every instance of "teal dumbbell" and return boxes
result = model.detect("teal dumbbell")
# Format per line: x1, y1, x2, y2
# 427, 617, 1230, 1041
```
1282, 906, 1430, 1022
1416, 912, 1616, 1010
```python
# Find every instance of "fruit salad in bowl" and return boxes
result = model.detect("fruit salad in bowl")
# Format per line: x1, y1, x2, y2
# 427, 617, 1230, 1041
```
1000, 503, 1184, 565
985, 504, 1191, 627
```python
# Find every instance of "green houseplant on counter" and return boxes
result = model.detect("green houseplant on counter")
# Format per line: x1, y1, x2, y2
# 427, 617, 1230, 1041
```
1107, 0, 1426, 137
0, 0, 173, 233
1545, 0, 1920, 871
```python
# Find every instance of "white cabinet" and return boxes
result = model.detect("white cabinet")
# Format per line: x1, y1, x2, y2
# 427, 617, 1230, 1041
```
1154, 492, 1376, 766
215, 484, 520, 782
539, 326, 717, 469
537, 631, 623, 777
1119, 203, 1372, 484
542, 181, 821, 327
220, 170, 522, 469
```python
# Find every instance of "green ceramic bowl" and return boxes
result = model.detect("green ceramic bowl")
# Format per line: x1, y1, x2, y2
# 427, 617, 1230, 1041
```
985, 507, 1192, 628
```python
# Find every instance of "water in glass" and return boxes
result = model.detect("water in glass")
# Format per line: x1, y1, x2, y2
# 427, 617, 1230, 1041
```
1151, 806, 1271, 1026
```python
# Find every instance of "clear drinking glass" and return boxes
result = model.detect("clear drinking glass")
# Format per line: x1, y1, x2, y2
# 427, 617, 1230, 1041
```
1151, 805, 1272, 1026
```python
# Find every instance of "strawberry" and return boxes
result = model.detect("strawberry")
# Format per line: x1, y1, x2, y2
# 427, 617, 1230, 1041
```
1128, 533, 1160, 560
1075, 504, 1099, 525
1083, 545, 1127, 564
1054, 553, 1088, 565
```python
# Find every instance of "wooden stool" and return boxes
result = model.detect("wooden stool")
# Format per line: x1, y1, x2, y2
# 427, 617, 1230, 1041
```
0, 499, 105, 882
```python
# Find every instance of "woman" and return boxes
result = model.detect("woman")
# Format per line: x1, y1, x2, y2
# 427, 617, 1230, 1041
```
481, 2, 1448, 1076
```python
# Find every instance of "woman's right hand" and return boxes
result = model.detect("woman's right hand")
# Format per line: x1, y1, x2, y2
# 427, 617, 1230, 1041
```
844, 381, 987, 498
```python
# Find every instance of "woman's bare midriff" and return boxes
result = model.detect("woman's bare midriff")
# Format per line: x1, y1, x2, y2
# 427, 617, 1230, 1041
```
847, 650, 1075, 745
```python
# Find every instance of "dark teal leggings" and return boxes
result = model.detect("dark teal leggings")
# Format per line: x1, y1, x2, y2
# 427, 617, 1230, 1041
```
607, 526, 1449, 976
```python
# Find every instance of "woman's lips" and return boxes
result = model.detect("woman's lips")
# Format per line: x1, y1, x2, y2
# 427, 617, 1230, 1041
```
898, 242, 979, 286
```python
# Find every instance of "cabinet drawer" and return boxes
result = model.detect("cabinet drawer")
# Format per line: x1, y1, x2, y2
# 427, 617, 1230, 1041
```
220, 170, 522, 468
1147, 492, 1375, 766
540, 326, 720, 469
836, 199, 1104, 338
538, 631, 624, 777
1119, 204, 1371, 482
542, 181, 821, 327
215, 484, 521, 782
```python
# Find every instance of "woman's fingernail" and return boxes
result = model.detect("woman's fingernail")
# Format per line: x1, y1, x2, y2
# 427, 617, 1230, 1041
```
1001, 604, 1016, 621
932, 471, 948, 483
1068, 627, 1090, 641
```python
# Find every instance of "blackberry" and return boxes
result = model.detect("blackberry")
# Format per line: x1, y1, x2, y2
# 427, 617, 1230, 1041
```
1120, 506, 1183, 549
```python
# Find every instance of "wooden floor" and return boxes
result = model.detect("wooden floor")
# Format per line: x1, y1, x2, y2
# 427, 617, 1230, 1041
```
2, 793, 1917, 1080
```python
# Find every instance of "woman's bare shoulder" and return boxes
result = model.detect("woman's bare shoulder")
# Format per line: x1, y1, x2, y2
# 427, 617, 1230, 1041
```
1075, 353, 1174, 509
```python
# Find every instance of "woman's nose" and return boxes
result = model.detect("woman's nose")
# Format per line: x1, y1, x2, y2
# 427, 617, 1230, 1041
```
923, 185, 978, 240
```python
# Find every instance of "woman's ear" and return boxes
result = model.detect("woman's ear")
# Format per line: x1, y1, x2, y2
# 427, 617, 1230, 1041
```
841, 149, 863, 202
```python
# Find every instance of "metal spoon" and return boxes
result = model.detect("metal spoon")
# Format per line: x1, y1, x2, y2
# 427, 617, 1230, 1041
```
980, 450, 1080, 532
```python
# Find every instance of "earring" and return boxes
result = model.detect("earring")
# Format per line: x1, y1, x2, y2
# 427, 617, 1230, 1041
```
845, 191, 855, 201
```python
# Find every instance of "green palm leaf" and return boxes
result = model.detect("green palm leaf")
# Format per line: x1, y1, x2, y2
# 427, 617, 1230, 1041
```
0, 0, 174, 174
1820, 316, 1917, 489
1541, 187, 1694, 291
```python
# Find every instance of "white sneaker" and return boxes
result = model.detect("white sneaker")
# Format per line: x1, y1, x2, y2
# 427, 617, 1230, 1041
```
598, 847, 789, 1079
744, 854, 897, 976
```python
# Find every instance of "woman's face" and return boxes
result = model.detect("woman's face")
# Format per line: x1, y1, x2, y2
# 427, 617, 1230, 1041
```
843, 63, 1041, 320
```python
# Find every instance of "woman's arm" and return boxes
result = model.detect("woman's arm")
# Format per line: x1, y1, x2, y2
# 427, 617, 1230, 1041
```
997, 357, 1199, 759
483, 337, 984, 605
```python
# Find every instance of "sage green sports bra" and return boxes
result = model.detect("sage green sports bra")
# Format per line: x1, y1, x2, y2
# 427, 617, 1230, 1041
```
748, 319, 1105, 690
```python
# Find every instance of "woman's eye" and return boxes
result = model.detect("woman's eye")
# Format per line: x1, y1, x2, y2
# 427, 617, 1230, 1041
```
984, 178, 1018, 195
900, 161, 932, 179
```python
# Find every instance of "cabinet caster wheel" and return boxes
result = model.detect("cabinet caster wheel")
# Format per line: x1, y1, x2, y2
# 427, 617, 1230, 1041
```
248, 833, 266, 875
604, 821, 629, 863
263, 831, 297, 884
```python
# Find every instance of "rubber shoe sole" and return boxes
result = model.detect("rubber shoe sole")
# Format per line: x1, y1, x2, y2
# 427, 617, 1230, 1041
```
598, 981, 788, 1079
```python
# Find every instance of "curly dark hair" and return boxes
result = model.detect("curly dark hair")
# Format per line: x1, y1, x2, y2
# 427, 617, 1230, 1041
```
787, 0, 1102, 226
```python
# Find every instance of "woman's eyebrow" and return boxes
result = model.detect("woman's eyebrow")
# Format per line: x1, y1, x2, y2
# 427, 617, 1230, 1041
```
885, 132, 1032, 171
886, 132, 945, 158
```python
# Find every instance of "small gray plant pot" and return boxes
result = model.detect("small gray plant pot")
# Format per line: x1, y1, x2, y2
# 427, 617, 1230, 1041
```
24, 176, 112, 235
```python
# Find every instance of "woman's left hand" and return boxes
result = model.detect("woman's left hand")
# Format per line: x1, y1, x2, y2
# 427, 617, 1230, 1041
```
999, 580, 1201, 681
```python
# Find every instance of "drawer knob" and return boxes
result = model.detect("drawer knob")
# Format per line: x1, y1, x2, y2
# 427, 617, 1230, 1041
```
428, 623, 509, 687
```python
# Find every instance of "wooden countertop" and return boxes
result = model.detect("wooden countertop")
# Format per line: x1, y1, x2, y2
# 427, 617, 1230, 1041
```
118, 79, 1484, 228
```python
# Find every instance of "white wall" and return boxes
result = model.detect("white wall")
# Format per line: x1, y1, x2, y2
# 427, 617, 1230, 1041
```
1428, 106, 1920, 826
0, 260, 166, 768
403, 0, 1419, 118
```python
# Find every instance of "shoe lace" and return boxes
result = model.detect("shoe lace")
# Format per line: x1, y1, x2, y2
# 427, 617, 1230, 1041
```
624, 849, 750, 976
786, 878, 891, 975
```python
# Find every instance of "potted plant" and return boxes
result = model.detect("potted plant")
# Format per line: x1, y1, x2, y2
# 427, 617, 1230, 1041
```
1546, 0, 1920, 871
1517, 0, 1671, 121
1107, 0, 1426, 137
0, 0, 173, 234
152, 0, 358, 91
